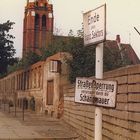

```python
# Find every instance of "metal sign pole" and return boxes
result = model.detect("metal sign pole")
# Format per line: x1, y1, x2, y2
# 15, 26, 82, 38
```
95, 43, 103, 140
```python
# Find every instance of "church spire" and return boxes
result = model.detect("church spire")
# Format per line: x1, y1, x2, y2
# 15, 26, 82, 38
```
23, 0, 53, 57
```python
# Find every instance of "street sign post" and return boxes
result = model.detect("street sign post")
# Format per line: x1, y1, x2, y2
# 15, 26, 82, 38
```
83, 4, 106, 140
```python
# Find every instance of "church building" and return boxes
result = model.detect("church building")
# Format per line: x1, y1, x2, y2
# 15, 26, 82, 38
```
23, 0, 53, 56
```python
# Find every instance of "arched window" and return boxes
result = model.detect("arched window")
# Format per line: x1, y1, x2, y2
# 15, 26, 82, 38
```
35, 14, 39, 27
42, 15, 46, 27
35, 1, 38, 6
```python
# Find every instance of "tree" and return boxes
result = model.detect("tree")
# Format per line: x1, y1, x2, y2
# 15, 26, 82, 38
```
68, 29, 74, 37
0, 20, 16, 75
22, 51, 41, 68
40, 29, 132, 83
64, 36, 132, 83
6, 24, 131, 83
66, 37, 96, 82
7, 57, 21, 73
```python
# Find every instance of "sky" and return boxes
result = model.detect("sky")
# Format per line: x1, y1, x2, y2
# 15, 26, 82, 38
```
0, 0, 140, 58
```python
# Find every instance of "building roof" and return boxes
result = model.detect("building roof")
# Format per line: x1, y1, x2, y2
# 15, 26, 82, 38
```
105, 40, 140, 65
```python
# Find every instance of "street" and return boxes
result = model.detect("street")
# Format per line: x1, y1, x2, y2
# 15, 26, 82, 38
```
0, 104, 78, 140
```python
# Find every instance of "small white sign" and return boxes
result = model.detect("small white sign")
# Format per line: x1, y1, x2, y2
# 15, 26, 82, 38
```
75, 77, 117, 108
31, 11, 35, 16
48, 13, 53, 18
83, 4, 106, 46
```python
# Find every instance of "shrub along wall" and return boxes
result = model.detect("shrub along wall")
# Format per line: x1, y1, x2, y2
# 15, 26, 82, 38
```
63, 64, 140, 140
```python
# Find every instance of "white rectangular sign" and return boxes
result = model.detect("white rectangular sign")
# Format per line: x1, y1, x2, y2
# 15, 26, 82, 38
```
83, 4, 106, 46
75, 77, 117, 108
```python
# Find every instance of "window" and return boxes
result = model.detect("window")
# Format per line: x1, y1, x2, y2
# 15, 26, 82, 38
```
42, 15, 46, 27
35, 14, 39, 27
49, 60, 61, 73
35, 1, 38, 6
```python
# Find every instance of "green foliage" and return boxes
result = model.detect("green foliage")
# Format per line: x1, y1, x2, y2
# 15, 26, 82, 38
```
0, 20, 16, 75
7, 52, 41, 73
40, 36, 70, 60
60, 33, 132, 83
22, 51, 41, 68
40, 29, 132, 83
4, 26, 132, 84
7, 57, 21, 73
68, 29, 74, 37
40, 33, 96, 83
67, 37, 96, 82
77, 29, 84, 38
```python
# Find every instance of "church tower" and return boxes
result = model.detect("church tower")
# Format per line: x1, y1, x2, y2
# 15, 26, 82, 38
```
23, 0, 53, 57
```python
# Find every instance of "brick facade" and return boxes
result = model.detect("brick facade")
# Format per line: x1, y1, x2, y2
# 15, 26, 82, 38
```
23, 0, 53, 56
0, 52, 70, 118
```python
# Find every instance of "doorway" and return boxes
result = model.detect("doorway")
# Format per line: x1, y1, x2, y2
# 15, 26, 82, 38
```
47, 80, 54, 105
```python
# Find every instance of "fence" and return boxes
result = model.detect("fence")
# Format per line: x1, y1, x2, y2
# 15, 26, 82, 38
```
63, 64, 140, 140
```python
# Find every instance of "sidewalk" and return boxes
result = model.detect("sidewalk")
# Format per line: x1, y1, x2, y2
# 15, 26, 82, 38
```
0, 105, 78, 140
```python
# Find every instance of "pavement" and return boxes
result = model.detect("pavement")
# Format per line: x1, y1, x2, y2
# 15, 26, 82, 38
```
0, 104, 78, 140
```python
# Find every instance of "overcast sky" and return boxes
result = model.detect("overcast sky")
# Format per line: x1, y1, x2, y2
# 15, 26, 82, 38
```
0, 0, 140, 58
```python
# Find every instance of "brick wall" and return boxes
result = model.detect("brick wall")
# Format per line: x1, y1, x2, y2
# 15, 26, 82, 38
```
63, 64, 140, 140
